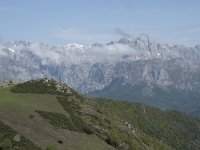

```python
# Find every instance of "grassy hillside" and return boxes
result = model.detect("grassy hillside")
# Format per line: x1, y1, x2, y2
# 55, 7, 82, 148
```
0, 83, 114, 150
0, 78, 200, 150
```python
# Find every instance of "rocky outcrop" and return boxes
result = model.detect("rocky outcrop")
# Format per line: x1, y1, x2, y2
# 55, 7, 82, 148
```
0, 36, 200, 94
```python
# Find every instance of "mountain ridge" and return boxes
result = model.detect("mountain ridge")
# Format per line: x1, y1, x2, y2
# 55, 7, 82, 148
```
1, 35, 200, 117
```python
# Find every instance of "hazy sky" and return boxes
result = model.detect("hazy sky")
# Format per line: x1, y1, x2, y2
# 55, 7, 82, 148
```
0, 0, 200, 46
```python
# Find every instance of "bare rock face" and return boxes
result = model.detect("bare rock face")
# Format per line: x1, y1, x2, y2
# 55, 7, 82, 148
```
1, 36, 200, 94
13, 135, 21, 142
0, 80, 16, 88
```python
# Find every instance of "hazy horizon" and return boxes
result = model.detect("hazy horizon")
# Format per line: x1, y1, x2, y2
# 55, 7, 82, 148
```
0, 0, 200, 46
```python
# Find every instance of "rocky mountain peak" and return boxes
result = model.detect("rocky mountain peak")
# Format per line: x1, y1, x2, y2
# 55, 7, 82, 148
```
118, 38, 131, 44
1, 35, 200, 94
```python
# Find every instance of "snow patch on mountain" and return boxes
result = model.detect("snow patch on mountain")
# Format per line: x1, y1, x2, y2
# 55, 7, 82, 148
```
1, 35, 200, 93
8, 48, 15, 53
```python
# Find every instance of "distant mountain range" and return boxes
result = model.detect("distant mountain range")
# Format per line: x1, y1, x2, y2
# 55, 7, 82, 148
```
1, 35, 200, 117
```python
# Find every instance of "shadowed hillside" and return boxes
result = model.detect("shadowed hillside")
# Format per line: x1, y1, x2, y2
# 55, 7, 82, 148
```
0, 78, 200, 150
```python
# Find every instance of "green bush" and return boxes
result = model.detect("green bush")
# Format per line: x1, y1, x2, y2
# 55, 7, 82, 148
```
46, 144, 56, 150
57, 97, 94, 134
36, 110, 78, 131
36, 110, 93, 135
0, 139, 12, 150
0, 121, 41, 150
10, 79, 67, 95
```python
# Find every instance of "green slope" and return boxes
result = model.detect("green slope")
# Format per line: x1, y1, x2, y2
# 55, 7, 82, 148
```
0, 78, 200, 150
98, 100, 200, 150
88, 82, 200, 118
0, 84, 114, 150
0, 120, 41, 150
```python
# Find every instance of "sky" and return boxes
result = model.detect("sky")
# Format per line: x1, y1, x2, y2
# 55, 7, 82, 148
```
0, 0, 200, 46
